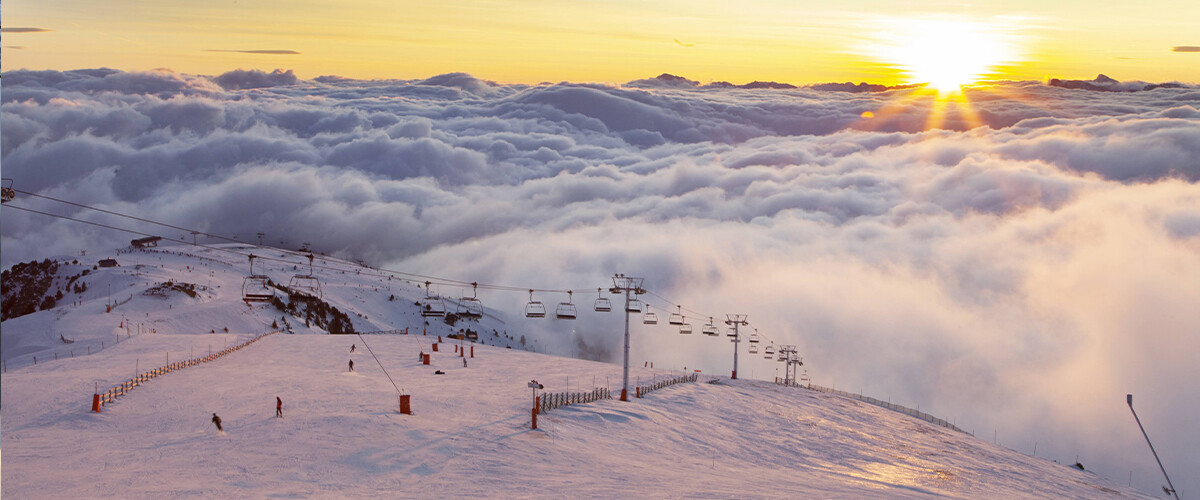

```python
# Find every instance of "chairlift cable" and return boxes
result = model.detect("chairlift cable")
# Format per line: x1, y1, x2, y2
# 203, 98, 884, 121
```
10, 195, 778, 340
4, 198, 596, 295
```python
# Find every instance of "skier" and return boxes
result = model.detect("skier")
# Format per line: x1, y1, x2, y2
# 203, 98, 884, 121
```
276, 397, 283, 418
212, 413, 223, 432
351, 344, 356, 353
462, 358, 467, 368
348, 359, 354, 372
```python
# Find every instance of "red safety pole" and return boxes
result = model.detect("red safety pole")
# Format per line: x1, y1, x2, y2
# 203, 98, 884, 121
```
470, 346, 474, 358
92, 393, 101, 412
532, 396, 540, 429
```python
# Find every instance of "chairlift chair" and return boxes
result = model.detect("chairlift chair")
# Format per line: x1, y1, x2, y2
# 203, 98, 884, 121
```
764, 345, 775, 359
420, 297, 446, 317
555, 291, 578, 320
593, 288, 612, 312
702, 317, 719, 336
241, 255, 274, 303
457, 282, 484, 318
748, 329, 760, 344
668, 306, 685, 326
726, 327, 738, 338
642, 304, 658, 325
749, 344, 759, 354
243, 276, 274, 303
625, 298, 643, 313
1, 178, 14, 203
288, 275, 322, 300
679, 318, 693, 334
777, 351, 787, 361
287, 253, 322, 300
420, 281, 446, 317
525, 290, 546, 318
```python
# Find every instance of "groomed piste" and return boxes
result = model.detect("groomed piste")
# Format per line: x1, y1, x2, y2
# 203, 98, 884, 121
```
1, 244, 1149, 499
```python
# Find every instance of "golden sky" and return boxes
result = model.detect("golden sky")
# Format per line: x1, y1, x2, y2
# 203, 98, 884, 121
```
3, 0, 1198, 84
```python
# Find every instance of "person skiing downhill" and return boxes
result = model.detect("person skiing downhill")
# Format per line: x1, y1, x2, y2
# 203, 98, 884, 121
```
351, 344, 356, 353
212, 413, 223, 432
276, 397, 283, 418
348, 359, 354, 372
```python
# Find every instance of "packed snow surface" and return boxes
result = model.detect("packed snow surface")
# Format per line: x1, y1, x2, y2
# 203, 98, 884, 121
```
1, 245, 1150, 498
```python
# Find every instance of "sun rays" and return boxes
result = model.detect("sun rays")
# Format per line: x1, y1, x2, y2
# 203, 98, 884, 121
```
855, 15, 1031, 131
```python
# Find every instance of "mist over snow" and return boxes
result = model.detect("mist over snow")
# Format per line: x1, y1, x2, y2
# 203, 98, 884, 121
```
3, 67, 1200, 495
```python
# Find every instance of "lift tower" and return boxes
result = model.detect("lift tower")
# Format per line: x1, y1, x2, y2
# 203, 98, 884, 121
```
610, 274, 645, 401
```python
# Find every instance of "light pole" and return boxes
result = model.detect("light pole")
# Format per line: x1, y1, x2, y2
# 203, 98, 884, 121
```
610, 274, 645, 402
725, 314, 748, 379
1126, 394, 1179, 500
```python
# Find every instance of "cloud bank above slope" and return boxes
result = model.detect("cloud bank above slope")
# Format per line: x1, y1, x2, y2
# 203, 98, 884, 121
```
2, 68, 1198, 496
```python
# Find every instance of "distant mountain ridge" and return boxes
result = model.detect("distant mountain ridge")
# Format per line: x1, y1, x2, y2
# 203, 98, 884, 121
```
1047, 73, 1187, 92
625, 73, 926, 92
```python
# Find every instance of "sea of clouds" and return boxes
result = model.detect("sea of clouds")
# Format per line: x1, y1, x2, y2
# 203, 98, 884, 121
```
2, 68, 1198, 494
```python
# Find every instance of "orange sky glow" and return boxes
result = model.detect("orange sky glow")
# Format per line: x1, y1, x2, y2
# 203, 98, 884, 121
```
2, 1, 1198, 85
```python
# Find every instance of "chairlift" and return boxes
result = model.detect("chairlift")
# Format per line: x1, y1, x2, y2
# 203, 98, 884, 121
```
679, 319, 693, 335
555, 291, 578, 320
243, 276, 274, 303
748, 329, 760, 344
748, 344, 759, 354
242, 255, 274, 303
668, 305, 685, 326
726, 327, 738, 338
777, 351, 787, 361
702, 317, 719, 336
525, 290, 546, 318
287, 253, 322, 301
420, 281, 446, 317
642, 304, 658, 325
625, 298, 643, 313
764, 345, 775, 359
593, 288, 612, 312
457, 282, 484, 318
1, 178, 14, 203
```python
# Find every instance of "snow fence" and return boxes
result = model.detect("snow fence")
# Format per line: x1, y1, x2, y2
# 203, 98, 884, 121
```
537, 387, 612, 413
636, 373, 699, 398
91, 331, 278, 412
803, 383, 968, 434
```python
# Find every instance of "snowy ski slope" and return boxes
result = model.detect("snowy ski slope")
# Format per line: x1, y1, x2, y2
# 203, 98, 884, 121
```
1, 244, 1151, 498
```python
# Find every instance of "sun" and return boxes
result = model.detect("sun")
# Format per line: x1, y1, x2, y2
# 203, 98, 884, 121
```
870, 17, 1023, 94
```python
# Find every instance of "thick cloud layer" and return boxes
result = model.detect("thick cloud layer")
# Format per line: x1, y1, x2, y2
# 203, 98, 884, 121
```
2, 68, 1199, 495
